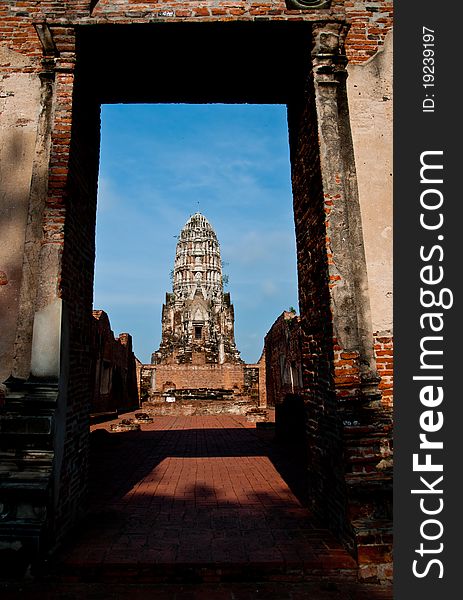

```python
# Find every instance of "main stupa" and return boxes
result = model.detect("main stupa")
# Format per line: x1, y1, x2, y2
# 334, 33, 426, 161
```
152, 212, 242, 366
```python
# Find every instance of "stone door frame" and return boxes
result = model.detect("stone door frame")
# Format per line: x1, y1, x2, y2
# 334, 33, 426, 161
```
6, 18, 381, 569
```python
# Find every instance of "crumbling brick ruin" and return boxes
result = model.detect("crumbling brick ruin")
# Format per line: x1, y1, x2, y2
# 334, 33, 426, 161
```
265, 310, 304, 409
0, 0, 393, 582
264, 311, 305, 441
90, 310, 139, 419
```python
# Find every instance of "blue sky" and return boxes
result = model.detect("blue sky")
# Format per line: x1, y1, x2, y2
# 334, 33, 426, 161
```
94, 104, 299, 364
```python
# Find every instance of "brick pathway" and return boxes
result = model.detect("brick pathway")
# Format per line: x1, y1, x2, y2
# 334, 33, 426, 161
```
0, 581, 393, 599
47, 414, 388, 596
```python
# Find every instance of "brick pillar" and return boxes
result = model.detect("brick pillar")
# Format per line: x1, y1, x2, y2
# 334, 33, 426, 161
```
0, 26, 78, 572
10, 27, 77, 381
311, 22, 392, 581
311, 22, 379, 401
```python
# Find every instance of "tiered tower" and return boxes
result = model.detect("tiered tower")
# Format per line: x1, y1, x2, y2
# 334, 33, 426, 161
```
152, 213, 242, 365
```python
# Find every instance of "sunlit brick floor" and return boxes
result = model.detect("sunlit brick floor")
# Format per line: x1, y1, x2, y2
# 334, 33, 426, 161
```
37, 414, 391, 597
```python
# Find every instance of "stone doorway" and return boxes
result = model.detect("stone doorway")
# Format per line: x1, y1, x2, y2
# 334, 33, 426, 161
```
1, 17, 391, 583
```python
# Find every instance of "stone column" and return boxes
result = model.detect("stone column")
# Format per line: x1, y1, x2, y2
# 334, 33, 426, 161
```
11, 25, 76, 381
311, 22, 380, 403
0, 33, 55, 382
311, 24, 393, 580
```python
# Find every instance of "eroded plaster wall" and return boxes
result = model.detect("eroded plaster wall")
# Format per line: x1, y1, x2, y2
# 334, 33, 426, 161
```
0, 47, 41, 381
347, 31, 393, 336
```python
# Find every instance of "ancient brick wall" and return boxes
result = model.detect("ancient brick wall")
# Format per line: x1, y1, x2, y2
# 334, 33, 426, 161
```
255, 351, 267, 408
139, 364, 155, 402
142, 398, 259, 417
333, 336, 392, 408
344, 0, 393, 63
243, 366, 259, 405
0, 2, 393, 72
153, 364, 246, 393
148, 362, 263, 404
374, 333, 393, 408
287, 33, 393, 577
264, 311, 308, 444
50, 37, 102, 540
135, 357, 143, 398
90, 311, 140, 417
347, 30, 393, 392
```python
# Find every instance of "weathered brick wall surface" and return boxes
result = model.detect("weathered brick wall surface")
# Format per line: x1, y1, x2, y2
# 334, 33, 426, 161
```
148, 362, 263, 404
287, 34, 392, 578
243, 365, 260, 405
153, 364, 246, 393
347, 29, 393, 349
374, 333, 393, 408
90, 311, 140, 416
50, 39, 101, 540
143, 398, 258, 417
333, 344, 361, 399
140, 364, 155, 402
344, 0, 393, 62
255, 351, 267, 407
0, 46, 42, 381
135, 357, 143, 397
0, 2, 393, 68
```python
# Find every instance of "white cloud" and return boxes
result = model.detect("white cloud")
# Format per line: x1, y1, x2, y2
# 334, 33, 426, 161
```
96, 176, 121, 212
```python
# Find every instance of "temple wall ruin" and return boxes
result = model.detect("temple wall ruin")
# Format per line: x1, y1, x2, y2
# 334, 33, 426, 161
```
151, 364, 245, 395
264, 311, 304, 408
143, 362, 264, 410
90, 310, 140, 418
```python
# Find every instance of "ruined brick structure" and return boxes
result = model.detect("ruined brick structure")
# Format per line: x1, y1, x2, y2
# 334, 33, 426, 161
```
90, 310, 139, 419
264, 311, 305, 443
0, 0, 393, 582
265, 311, 304, 408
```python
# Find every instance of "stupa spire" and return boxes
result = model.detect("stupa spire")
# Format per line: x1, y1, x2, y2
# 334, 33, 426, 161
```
172, 212, 223, 303
152, 213, 242, 366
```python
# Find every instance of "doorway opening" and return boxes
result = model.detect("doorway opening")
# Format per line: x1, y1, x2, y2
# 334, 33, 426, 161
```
53, 20, 355, 577
93, 103, 299, 369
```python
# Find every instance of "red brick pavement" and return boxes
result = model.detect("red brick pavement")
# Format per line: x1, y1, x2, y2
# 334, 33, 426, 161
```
0, 581, 393, 599
43, 414, 390, 597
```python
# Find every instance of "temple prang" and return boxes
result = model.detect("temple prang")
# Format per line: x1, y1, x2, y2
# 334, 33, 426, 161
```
142, 212, 265, 409
152, 213, 242, 366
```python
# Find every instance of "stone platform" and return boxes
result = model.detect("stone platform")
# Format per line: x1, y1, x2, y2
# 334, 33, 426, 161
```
143, 399, 270, 421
